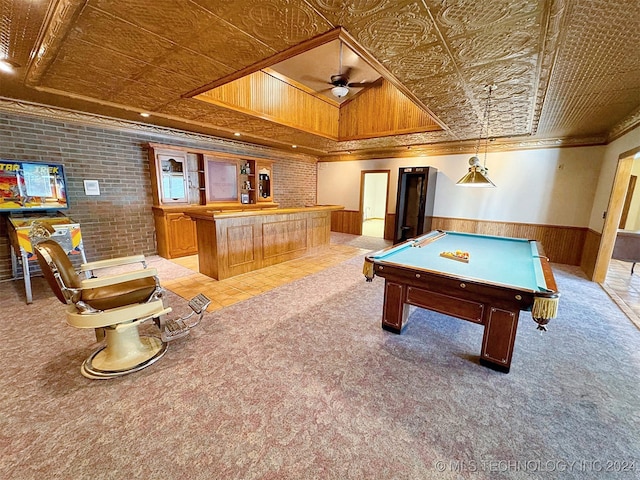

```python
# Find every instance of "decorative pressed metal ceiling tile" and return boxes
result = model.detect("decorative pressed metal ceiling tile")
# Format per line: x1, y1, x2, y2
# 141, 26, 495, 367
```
182, 28, 276, 73
307, 0, 392, 19
90, 0, 205, 45
536, 0, 640, 135
3, 0, 638, 156
137, 67, 206, 94
51, 38, 149, 81
73, 6, 177, 63
430, 0, 539, 37
451, 25, 539, 67
355, 5, 439, 59
391, 47, 455, 80
159, 47, 234, 82
41, 70, 120, 100
110, 83, 174, 111
205, 0, 331, 48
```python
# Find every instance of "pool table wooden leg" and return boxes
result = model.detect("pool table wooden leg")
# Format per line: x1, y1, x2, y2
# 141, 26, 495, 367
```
381, 280, 410, 333
480, 307, 519, 373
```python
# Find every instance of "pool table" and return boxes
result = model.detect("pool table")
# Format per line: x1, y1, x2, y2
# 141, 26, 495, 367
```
363, 230, 559, 372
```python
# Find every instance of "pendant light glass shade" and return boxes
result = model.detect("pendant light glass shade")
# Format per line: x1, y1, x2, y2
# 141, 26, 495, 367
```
456, 156, 496, 187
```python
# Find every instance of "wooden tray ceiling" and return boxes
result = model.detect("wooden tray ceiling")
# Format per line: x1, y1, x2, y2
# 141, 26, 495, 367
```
0, 0, 638, 161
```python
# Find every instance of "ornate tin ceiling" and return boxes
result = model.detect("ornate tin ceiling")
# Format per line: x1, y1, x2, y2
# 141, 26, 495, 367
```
0, 0, 638, 161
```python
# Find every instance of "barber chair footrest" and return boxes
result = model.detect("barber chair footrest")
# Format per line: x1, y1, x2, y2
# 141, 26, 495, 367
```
161, 293, 211, 342
189, 293, 211, 314
161, 318, 192, 342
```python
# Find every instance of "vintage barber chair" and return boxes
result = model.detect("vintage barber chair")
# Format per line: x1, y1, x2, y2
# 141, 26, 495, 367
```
34, 239, 210, 379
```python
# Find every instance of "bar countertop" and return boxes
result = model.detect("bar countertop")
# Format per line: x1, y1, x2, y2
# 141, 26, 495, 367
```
186, 204, 344, 221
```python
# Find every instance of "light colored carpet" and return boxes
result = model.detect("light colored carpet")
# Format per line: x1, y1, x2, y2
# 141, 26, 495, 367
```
1, 254, 639, 479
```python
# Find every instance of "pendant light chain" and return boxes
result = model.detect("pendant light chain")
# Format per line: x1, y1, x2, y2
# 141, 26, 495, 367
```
482, 85, 494, 170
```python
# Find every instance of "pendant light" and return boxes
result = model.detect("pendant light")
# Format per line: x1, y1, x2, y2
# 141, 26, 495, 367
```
457, 85, 497, 187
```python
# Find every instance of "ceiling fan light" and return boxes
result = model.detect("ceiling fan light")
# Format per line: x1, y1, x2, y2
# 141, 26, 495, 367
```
331, 85, 349, 98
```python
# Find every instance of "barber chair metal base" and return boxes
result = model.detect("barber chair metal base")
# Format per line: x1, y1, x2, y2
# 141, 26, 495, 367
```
82, 328, 167, 380
66, 299, 171, 379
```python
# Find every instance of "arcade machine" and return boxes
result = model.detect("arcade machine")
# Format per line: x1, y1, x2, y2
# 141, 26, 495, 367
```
0, 159, 87, 303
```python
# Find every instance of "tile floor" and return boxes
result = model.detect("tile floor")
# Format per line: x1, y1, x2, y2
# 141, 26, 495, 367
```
164, 242, 376, 312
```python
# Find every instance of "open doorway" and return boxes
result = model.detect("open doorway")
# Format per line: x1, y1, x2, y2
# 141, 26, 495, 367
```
360, 170, 389, 238
593, 146, 640, 282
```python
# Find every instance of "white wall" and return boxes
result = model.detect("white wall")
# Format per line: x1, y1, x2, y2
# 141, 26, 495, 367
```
318, 145, 605, 227
587, 126, 640, 232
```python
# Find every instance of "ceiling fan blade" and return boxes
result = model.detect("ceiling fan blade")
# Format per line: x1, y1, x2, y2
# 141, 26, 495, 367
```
342, 66, 354, 80
348, 78, 383, 88
301, 74, 332, 84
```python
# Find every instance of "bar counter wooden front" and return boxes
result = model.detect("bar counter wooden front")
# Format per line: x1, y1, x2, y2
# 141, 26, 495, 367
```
187, 205, 343, 280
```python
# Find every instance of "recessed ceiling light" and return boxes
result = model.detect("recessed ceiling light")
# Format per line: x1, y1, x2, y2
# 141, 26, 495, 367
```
140, 112, 151, 117
0, 58, 18, 74
292, 145, 297, 148
234, 132, 241, 137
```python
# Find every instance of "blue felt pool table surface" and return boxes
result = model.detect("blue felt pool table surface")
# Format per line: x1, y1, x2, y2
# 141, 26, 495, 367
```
370, 230, 549, 293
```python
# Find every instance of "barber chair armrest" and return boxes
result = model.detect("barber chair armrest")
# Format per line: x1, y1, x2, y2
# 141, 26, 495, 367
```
80, 254, 147, 273
80, 268, 159, 289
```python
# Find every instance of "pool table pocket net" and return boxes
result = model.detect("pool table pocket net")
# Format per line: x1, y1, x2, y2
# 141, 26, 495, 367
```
531, 294, 559, 331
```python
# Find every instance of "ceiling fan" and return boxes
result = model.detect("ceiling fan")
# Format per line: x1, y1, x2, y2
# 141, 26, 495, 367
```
323, 41, 379, 99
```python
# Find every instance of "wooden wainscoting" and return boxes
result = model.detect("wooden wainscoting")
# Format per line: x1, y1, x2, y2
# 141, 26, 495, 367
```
580, 229, 602, 278
332, 212, 588, 266
431, 217, 587, 266
331, 210, 363, 235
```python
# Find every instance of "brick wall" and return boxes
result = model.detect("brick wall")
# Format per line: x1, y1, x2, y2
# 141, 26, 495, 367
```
0, 110, 318, 280
273, 159, 317, 207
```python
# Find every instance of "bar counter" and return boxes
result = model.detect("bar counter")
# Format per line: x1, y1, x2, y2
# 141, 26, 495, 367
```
187, 205, 344, 280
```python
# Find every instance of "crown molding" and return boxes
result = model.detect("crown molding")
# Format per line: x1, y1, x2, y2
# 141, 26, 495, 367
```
608, 107, 640, 142
319, 134, 608, 162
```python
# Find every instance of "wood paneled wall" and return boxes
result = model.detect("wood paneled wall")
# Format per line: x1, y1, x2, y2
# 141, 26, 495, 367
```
196, 70, 339, 139
580, 229, 602, 278
331, 213, 587, 266
331, 210, 362, 235
338, 79, 441, 140
431, 217, 587, 265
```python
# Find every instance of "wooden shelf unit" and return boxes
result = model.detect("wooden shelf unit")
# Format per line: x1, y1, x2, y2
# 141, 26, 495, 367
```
148, 143, 277, 258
